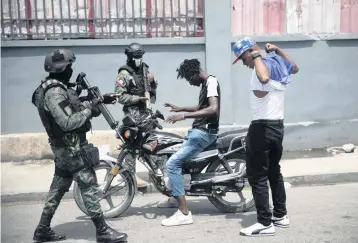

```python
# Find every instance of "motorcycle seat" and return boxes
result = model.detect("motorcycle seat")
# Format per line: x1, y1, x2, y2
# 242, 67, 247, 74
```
217, 128, 247, 138
203, 129, 247, 152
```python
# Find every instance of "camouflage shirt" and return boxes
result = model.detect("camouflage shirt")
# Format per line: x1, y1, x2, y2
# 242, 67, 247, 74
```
114, 69, 158, 105
44, 86, 92, 155
44, 86, 92, 131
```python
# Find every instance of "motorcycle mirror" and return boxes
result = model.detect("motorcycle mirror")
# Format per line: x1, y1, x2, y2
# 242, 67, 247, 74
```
155, 109, 165, 120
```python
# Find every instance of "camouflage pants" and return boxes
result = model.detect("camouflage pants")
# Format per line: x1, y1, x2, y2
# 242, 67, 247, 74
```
122, 108, 148, 175
42, 145, 102, 218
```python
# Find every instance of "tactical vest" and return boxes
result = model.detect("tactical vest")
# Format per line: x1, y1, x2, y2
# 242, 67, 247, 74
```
118, 64, 146, 96
31, 79, 91, 141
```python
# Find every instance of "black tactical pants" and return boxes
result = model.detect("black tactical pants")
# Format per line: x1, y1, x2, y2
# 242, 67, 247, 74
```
246, 119, 287, 226
42, 144, 102, 218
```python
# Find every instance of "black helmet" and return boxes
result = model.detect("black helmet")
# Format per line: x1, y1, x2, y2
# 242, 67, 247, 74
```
124, 43, 145, 58
44, 49, 76, 73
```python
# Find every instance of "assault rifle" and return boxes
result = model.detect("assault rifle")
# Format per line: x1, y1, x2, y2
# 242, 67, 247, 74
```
142, 63, 151, 110
76, 72, 119, 130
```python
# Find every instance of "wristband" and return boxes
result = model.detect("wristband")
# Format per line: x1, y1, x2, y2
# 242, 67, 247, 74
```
251, 52, 261, 60
182, 114, 185, 120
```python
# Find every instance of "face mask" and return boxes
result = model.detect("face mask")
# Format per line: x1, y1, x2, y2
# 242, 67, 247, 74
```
62, 65, 73, 83
133, 58, 142, 68
51, 65, 73, 84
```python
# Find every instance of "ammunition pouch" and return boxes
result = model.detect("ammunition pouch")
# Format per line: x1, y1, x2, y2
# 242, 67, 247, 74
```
79, 143, 100, 169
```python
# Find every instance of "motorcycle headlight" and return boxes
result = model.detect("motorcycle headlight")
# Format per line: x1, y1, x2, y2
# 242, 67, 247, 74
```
120, 127, 138, 142
124, 130, 131, 139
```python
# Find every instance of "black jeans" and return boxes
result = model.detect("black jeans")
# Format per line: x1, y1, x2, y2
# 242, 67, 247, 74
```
246, 119, 287, 226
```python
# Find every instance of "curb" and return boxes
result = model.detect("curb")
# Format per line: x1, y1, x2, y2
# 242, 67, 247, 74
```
0, 128, 192, 162
4, 123, 351, 162
285, 172, 358, 187
3, 172, 358, 205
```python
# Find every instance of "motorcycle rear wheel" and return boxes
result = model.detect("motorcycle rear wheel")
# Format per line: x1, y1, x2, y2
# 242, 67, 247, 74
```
73, 160, 136, 218
206, 154, 255, 213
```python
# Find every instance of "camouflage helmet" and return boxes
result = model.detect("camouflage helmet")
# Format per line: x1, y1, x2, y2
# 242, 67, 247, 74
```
44, 49, 76, 73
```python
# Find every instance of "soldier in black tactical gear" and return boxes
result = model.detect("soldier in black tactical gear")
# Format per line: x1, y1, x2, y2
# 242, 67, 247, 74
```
31, 49, 128, 243
104, 42, 158, 189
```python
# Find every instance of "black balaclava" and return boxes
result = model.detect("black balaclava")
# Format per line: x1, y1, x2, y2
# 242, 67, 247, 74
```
48, 64, 73, 85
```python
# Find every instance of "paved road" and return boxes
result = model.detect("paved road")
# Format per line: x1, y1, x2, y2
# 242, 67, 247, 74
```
2, 183, 358, 243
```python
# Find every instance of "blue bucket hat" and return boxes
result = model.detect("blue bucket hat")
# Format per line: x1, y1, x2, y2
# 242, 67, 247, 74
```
232, 37, 256, 64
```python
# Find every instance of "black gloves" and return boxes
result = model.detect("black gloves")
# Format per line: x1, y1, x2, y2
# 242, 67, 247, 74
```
89, 98, 101, 117
103, 93, 118, 104
75, 72, 86, 95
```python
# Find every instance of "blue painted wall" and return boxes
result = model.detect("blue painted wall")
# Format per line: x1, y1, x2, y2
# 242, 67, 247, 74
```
2, 1, 358, 150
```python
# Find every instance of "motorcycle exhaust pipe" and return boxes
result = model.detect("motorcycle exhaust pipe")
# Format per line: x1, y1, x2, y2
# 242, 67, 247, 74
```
186, 192, 213, 197
190, 171, 244, 186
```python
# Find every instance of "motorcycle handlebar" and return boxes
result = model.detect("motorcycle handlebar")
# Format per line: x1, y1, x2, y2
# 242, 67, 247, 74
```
131, 114, 163, 131
153, 119, 163, 130
136, 109, 164, 130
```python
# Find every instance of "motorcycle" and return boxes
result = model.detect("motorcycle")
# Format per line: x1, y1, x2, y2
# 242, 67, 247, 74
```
73, 109, 254, 218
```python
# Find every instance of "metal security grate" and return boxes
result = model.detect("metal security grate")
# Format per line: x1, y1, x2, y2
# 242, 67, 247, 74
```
231, 0, 358, 36
1, 0, 204, 40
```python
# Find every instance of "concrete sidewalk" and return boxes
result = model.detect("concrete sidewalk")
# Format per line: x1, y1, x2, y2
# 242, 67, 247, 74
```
1, 151, 358, 200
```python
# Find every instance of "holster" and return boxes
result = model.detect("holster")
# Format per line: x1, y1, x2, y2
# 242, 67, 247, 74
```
79, 143, 100, 169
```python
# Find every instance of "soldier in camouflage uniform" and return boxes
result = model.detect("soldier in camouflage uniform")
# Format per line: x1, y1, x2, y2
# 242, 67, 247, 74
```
31, 49, 127, 243
105, 43, 158, 189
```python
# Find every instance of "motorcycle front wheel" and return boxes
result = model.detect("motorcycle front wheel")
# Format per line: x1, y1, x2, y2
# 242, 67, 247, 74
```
73, 160, 136, 218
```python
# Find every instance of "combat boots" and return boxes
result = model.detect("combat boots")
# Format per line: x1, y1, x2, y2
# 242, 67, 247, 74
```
92, 214, 128, 243
33, 213, 66, 242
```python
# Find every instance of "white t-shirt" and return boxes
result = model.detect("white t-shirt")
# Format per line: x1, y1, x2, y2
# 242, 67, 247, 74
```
206, 76, 219, 97
250, 69, 285, 120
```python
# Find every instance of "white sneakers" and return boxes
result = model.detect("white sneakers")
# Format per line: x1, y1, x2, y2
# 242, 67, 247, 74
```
240, 215, 290, 237
158, 197, 290, 234
240, 222, 275, 237
161, 210, 193, 227
158, 197, 192, 227
272, 215, 290, 228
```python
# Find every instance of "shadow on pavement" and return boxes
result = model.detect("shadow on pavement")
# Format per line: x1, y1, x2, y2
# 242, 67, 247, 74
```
74, 197, 257, 226
52, 220, 97, 241
52, 198, 258, 242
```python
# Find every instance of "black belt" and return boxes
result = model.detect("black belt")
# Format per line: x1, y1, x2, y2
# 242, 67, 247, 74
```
251, 119, 284, 125
194, 125, 219, 134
